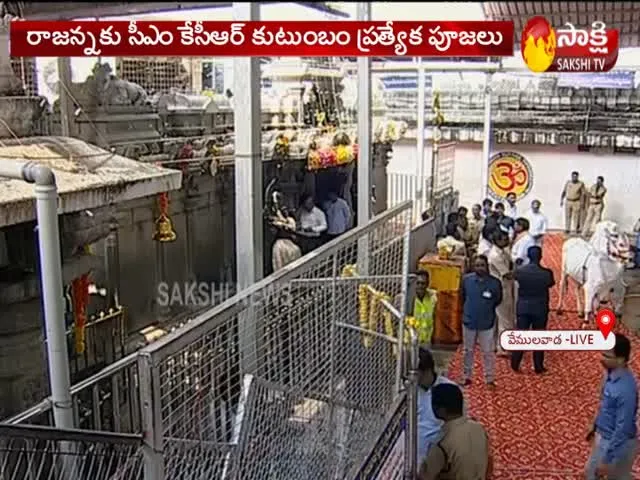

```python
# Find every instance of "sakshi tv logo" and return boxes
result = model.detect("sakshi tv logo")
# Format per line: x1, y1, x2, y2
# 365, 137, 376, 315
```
520, 16, 619, 73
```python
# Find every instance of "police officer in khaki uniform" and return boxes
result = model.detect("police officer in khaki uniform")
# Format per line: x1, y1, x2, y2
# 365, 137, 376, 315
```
582, 176, 607, 237
560, 171, 585, 235
418, 383, 492, 480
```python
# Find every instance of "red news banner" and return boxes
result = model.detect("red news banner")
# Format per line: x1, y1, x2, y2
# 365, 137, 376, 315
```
9, 20, 515, 57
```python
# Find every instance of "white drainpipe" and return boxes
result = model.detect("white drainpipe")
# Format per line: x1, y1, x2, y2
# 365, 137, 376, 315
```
0, 160, 74, 429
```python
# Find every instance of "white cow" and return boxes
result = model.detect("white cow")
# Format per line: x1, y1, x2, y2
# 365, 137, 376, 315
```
556, 221, 631, 324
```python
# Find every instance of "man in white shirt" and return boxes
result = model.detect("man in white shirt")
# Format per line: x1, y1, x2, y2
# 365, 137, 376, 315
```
511, 217, 536, 267
505, 192, 518, 219
525, 199, 548, 247
416, 348, 458, 467
488, 230, 514, 356
297, 195, 328, 236
478, 224, 495, 258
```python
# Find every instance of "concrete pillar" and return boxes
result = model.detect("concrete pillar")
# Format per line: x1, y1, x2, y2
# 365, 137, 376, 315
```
183, 194, 198, 283
356, 2, 372, 275
0, 17, 21, 96
416, 58, 426, 216
154, 242, 171, 322
57, 57, 74, 138
233, 2, 262, 374
233, 2, 263, 290
372, 144, 389, 215
480, 73, 493, 200
104, 218, 121, 310
356, 2, 372, 226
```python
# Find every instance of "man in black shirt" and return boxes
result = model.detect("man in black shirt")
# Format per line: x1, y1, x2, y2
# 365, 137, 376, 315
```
510, 246, 555, 374
494, 202, 515, 233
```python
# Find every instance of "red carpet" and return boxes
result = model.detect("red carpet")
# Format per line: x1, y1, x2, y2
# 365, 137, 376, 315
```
447, 233, 640, 479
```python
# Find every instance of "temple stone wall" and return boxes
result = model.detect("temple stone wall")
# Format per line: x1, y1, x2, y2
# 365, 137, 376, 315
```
0, 154, 386, 418
0, 171, 235, 418
113, 170, 236, 334
0, 253, 102, 418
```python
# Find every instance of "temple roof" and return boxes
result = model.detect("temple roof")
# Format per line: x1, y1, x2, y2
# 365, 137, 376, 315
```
0, 137, 182, 227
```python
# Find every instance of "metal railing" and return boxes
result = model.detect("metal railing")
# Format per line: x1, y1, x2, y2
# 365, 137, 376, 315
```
5, 354, 142, 434
135, 201, 414, 479
0, 423, 144, 479
387, 172, 431, 220
6, 202, 418, 479
64, 306, 127, 384
350, 298, 419, 480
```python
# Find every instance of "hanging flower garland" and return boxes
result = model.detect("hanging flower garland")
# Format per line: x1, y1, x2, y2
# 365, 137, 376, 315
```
344, 265, 398, 356
274, 133, 291, 158
343, 263, 418, 355
71, 274, 90, 355
307, 130, 358, 171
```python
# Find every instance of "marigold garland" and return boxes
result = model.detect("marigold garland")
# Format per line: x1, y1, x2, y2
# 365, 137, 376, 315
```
357, 284, 370, 347
346, 264, 399, 355
344, 263, 420, 356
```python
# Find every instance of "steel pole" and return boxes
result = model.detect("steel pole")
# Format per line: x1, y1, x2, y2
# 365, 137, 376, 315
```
57, 57, 74, 138
480, 73, 493, 200
415, 58, 426, 221
403, 330, 419, 479
0, 160, 73, 429
356, 1, 371, 275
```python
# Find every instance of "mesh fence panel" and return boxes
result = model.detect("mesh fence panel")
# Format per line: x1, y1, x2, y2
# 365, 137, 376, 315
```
10, 57, 38, 96
0, 425, 144, 480
139, 202, 412, 479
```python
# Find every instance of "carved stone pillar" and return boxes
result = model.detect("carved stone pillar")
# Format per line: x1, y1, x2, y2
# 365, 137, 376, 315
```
154, 242, 171, 322
152, 194, 176, 323
0, 15, 37, 140
372, 142, 391, 215
216, 169, 234, 284
342, 162, 355, 211
0, 16, 22, 96
183, 191, 199, 283
104, 218, 121, 310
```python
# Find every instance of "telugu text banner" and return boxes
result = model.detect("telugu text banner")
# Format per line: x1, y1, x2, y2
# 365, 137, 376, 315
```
9, 20, 515, 57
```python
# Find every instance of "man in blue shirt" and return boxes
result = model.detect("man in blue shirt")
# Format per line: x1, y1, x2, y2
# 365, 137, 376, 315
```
461, 254, 502, 388
322, 190, 352, 241
585, 333, 638, 479
415, 348, 457, 467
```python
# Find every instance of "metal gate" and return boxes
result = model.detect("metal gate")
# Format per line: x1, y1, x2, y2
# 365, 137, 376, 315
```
0, 423, 144, 479
5, 202, 418, 479
133, 202, 415, 479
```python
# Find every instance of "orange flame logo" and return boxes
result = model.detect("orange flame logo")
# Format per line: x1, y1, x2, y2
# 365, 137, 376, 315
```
521, 16, 556, 73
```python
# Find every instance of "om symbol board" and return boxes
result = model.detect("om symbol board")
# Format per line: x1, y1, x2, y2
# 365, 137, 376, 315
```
487, 151, 533, 201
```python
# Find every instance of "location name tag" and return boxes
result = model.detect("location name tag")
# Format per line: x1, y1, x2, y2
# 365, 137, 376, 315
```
499, 329, 616, 351
482, 290, 492, 299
